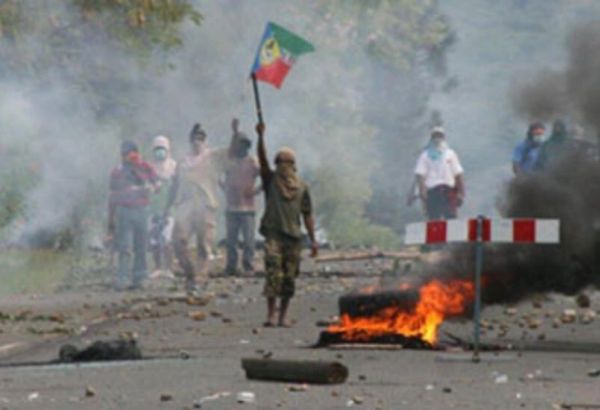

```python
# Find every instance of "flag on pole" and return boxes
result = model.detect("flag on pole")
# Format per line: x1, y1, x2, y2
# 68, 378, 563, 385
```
251, 22, 314, 89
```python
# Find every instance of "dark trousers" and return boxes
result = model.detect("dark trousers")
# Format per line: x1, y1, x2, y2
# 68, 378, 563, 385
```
225, 211, 256, 274
426, 185, 457, 220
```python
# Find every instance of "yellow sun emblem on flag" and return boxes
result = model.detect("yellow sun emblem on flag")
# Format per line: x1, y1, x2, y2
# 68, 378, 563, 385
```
259, 37, 281, 66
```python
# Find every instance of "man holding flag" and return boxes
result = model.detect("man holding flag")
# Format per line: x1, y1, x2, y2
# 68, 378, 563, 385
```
250, 22, 317, 327
255, 123, 318, 327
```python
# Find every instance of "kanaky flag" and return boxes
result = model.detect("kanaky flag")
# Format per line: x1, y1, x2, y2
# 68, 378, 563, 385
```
251, 22, 314, 89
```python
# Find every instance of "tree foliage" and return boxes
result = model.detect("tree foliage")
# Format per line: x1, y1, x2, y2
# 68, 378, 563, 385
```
0, 0, 200, 246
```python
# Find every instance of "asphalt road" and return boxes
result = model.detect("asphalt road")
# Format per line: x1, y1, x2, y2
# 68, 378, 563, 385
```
0, 270, 598, 409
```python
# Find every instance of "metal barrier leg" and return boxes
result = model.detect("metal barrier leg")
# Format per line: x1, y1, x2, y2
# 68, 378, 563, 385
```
472, 215, 484, 363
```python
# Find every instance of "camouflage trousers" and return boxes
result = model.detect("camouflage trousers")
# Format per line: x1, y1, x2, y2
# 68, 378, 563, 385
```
263, 234, 302, 299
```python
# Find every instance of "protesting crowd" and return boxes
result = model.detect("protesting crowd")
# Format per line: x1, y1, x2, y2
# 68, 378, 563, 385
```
409, 119, 592, 221
106, 115, 587, 326
107, 120, 316, 327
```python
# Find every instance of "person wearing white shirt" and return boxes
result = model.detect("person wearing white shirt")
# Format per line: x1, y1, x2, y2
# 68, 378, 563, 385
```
412, 127, 465, 220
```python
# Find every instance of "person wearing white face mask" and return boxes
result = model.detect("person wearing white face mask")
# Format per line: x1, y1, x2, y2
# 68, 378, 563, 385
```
148, 135, 177, 275
413, 127, 465, 220
512, 122, 546, 175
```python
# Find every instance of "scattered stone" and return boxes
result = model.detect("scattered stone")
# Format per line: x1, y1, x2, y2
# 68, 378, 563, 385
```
552, 318, 561, 328
560, 309, 577, 324
252, 328, 260, 335
186, 296, 210, 306
442, 387, 452, 393
179, 350, 191, 360
580, 309, 596, 324
358, 374, 367, 381
85, 386, 96, 398
287, 384, 309, 392
352, 395, 364, 404
537, 333, 546, 341
504, 308, 518, 316
188, 311, 206, 321
494, 374, 508, 384
236, 391, 255, 404
575, 293, 591, 308
527, 318, 541, 329
160, 393, 173, 402
425, 384, 435, 391
27, 392, 39, 401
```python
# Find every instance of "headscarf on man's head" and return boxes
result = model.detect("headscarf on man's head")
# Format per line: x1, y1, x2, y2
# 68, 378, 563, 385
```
274, 147, 301, 200
549, 119, 568, 144
121, 140, 141, 165
121, 140, 139, 156
152, 135, 177, 179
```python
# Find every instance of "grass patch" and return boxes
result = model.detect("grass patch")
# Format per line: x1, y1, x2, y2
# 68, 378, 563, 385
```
0, 250, 72, 296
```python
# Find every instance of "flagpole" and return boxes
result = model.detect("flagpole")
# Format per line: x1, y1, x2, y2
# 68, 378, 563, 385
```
251, 73, 264, 125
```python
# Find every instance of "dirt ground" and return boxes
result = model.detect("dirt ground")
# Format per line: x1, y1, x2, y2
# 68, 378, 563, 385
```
0, 255, 598, 410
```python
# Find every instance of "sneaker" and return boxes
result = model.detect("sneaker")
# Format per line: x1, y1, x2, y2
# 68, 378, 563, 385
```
185, 279, 198, 294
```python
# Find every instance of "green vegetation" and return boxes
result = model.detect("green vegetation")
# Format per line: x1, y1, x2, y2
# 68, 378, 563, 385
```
0, 250, 72, 295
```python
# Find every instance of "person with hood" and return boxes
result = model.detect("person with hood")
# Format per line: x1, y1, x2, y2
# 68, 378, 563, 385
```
108, 141, 159, 290
536, 119, 568, 170
222, 119, 261, 276
512, 122, 546, 175
413, 127, 465, 220
148, 135, 177, 274
255, 122, 318, 328
168, 123, 236, 292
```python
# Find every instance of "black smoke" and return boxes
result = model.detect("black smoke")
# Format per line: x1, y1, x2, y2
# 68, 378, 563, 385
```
430, 23, 600, 304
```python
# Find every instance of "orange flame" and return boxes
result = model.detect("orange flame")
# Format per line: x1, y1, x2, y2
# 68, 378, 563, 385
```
328, 279, 475, 345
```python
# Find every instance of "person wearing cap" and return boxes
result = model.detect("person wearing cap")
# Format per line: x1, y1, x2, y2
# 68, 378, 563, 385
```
222, 119, 261, 276
512, 122, 546, 175
413, 127, 465, 220
168, 122, 236, 292
148, 135, 177, 274
108, 141, 159, 290
255, 122, 318, 327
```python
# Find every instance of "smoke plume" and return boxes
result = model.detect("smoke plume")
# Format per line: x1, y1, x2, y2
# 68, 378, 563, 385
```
436, 22, 600, 304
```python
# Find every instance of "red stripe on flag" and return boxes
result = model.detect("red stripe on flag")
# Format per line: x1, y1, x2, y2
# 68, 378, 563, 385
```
513, 219, 535, 242
426, 221, 447, 243
468, 218, 491, 242
254, 59, 292, 88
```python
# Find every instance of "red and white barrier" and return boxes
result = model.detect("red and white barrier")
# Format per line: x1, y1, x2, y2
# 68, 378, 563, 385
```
405, 218, 560, 245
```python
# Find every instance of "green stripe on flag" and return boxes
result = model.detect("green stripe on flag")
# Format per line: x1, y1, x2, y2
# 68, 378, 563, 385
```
270, 22, 315, 56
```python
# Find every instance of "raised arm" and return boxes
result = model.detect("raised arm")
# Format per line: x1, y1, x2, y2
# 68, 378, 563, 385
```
255, 122, 271, 184
228, 118, 241, 158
